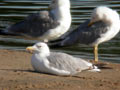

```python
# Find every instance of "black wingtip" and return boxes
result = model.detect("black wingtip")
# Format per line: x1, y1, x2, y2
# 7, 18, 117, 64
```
49, 38, 63, 43
0, 29, 7, 35
48, 38, 63, 48
0, 29, 19, 36
49, 42, 62, 48
49, 41, 69, 49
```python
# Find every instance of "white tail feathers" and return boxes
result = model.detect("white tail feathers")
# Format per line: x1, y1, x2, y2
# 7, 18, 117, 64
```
88, 65, 101, 72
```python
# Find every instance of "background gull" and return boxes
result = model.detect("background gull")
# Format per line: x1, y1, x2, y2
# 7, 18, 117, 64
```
26, 42, 100, 76
51, 6, 120, 62
0, 0, 71, 42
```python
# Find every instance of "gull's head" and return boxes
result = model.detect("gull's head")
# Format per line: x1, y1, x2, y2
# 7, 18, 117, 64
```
26, 42, 50, 56
89, 6, 120, 26
49, 0, 70, 9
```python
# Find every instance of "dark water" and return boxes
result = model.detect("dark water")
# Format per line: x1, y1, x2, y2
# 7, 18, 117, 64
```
0, 0, 120, 63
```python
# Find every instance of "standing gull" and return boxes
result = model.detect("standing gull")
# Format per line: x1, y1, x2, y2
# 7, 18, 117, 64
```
0, 0, 71, 42
51, 6, 120, 62
26, 42, 100, 76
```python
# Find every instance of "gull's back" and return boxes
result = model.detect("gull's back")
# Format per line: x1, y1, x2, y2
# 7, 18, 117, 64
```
47, 52, 92, 74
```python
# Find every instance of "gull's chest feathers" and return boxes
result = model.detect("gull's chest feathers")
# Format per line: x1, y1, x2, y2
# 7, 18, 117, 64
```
31, 53, 50, 72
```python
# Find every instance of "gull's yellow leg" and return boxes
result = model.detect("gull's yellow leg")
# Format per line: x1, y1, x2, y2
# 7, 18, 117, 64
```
94, 45, 98, 62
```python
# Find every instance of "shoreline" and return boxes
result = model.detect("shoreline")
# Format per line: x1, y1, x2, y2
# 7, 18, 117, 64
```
0, 49, 120, 90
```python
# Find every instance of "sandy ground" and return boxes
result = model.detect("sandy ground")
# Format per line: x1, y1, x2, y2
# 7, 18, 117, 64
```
0, 49, 120, 90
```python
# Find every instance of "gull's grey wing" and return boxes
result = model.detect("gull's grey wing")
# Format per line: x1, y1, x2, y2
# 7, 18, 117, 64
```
47, 52, 91, 74
6, 11, 60, 38
60, 20, 108, 46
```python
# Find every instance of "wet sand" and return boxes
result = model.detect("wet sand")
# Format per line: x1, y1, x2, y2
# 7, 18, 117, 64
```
0, 49, 120, 90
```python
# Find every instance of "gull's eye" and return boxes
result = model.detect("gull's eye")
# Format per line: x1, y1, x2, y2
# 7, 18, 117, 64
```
37, 45, 41, 48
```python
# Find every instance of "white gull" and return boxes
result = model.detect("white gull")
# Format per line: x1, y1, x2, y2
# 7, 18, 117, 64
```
26, 42, 100, 76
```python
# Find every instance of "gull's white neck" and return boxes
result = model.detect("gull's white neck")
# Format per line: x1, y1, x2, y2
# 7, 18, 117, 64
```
51, 7, 71, 23
50, 0, 71, 25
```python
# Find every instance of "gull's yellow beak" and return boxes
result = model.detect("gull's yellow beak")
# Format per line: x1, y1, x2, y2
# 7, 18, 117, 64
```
88, 21, 94, 27
26, 46, 35, 53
